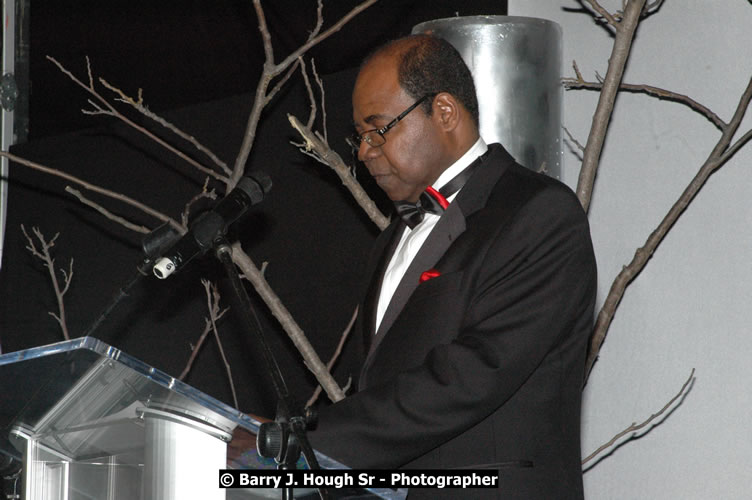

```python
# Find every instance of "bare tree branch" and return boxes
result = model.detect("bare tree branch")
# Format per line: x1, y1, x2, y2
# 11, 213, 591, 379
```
47, 56, 230, 184
202, 279, 239, 409
300, 58, 318, 130
0, 150, 182, 233
586, 75, 752, 376
289, 114, 389, 230
582, 368, 695, 465
563, 126, 586, 153
232, 0, 379, 186
312, 59, 328, 144
66, 187, 151, 234
306, 305, 358, 408
181, 178, 217, 227
179, 281, 230, 382
21, 225, 73, 340
581, 0, 619, 27
576, 0, 648, 212
99, 78, 233, 177
265, 59, 302, 106
563, 70, 726, 130
230, 242, 346, 402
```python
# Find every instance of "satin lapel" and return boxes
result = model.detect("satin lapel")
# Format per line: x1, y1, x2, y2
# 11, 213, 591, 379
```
361, 220, 405, 352
374, 205, 466, 339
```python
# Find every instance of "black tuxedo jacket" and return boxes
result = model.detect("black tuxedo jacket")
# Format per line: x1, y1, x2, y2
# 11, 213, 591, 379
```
309, 144, 596, 499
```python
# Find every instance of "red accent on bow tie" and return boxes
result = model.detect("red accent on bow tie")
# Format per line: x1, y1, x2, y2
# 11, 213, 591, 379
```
425, 186, 449, 210
420, 269, 441, 283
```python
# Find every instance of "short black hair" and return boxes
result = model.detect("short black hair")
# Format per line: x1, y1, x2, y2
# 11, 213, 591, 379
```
368, 34, 480, 127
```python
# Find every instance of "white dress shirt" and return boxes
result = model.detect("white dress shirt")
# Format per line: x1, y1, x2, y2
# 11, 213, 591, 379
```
375, 137, 488, 333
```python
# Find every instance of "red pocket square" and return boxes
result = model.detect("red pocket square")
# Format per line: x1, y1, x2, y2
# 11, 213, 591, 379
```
420, 269, 441, 283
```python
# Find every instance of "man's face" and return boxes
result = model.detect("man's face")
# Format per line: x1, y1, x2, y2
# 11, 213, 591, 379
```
352, 55, 448, 202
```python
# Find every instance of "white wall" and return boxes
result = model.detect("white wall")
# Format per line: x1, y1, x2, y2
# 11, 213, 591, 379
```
508, 1, 752, 498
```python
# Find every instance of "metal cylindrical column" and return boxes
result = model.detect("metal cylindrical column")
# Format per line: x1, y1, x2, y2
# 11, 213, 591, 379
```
141, 408, 231, 500
413, 16, 563, 178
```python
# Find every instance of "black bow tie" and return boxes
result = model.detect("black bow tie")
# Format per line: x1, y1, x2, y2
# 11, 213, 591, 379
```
393, 189, 447, 229
393, 153, 485, 229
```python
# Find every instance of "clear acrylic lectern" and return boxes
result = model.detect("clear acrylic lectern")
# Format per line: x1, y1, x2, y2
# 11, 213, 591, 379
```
0, 337, 404, 500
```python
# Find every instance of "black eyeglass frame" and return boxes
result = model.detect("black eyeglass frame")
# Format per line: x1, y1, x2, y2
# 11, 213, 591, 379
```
347, 94, 435, 151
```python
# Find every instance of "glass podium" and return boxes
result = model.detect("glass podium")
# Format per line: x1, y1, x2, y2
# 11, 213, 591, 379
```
0, 337, 405, 500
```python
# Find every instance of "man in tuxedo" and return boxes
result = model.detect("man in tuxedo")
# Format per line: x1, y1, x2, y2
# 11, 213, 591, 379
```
308, 34, 596, 499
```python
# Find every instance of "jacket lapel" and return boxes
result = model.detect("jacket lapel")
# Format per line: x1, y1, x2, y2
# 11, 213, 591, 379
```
361, 220, 405, 353
374, 204, 466, 339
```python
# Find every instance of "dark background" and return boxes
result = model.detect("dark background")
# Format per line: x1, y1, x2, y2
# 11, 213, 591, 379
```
1, 0, 507, 419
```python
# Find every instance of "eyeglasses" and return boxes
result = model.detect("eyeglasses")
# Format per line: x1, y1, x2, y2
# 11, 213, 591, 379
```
347, 94, 434, 152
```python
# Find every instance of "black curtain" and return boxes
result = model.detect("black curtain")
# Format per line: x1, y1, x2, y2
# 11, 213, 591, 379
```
2, 0, 507, 417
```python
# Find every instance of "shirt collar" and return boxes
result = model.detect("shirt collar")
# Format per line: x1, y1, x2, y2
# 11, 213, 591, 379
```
432, 137, 488, 192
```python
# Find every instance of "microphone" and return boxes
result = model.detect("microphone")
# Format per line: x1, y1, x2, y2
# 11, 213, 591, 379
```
153, 172, 271, 279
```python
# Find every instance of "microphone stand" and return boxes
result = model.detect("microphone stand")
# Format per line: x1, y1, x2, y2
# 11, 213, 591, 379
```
213, 239, 327, 500
81, 222, 180, 338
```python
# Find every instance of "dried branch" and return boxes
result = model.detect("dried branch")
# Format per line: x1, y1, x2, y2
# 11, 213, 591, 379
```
288, 114, 389, 230
230, 242, 346, 403
47, 56, 230, 184
179, 281, 231, 381
204, 280, 239, 408
563, 126, 586, 154
575, 0, 648, 213
21, 225, 73, 340
581, 0, 619, 27
99, 78, 233, 177
720, 125, 752, 163
180, 319, 214, 381
586, 75, 752, 376
265, 59, 302, 106
306, 305, 358, 408
582, 368, 695, 465
312, 60, 328, 145
66, 187, 150, 234
181, 178, 217, 227
300, 58, 318, 130
563, 70, 726, 130
0, 150, 182, 233
232, 0, 379, 186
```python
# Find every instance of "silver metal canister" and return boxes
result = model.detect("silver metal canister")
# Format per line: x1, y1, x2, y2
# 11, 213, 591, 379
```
413, 16, 562, 178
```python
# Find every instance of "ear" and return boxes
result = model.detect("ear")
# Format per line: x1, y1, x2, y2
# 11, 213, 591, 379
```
432, 92, 461, 132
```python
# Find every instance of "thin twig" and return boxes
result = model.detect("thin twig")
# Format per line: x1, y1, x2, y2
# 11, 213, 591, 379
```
265, 59, 302, 106
563, 126, 586, 153
0, 150, 182, 233
100, 78, 233, 177
66, 187, 150, 234
47, 56, 229, 184
581, 0, 619, 27
582, 368, 695, 465
179, 283, 230, 382
306, 306, 358, 408
21, 225, 72, 340
563, 72, 726, 130
181, 178, 217, 227
312, 59, 328, 144
203, 279, 239, 408
288, 114, 389, 230
300, 58, 318, 130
